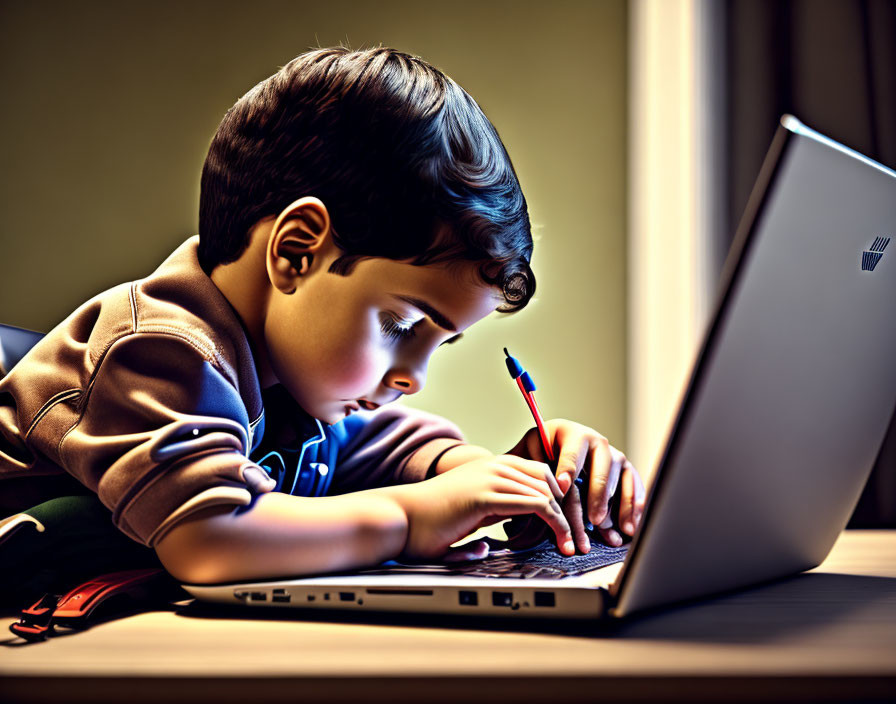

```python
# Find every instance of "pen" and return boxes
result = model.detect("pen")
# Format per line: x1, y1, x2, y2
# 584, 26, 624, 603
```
503, 348, 554, 463
503, 347, 591, 533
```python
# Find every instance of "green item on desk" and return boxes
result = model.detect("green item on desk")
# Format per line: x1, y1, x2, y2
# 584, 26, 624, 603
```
0, 495, 162, 606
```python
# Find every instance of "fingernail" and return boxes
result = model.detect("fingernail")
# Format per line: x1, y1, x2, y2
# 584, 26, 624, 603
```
610, 532, 622, 547
624, 521, 634, 534
558, 474, 572, 494
564, 540, 575, 554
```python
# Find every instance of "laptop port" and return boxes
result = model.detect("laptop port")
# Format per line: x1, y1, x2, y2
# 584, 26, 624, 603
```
458, 590, 478, 606
249, 591, 267, 602
339, 591, 355, 602
271, 589, 290, 603
534, 591, 555, 607
492, 591, 513, 607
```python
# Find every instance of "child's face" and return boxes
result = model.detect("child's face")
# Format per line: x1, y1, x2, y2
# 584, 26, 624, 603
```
264, 248, 504, 425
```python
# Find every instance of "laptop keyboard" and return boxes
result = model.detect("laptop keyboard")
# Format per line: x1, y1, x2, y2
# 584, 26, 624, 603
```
358, 539, 628, 580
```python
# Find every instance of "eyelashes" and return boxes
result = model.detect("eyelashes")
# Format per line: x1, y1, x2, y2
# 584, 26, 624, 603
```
380, 313, 418, 342
378, 313, 465, 346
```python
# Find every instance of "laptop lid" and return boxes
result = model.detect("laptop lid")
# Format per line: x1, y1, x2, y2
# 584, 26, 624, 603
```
611, 116, 896, 617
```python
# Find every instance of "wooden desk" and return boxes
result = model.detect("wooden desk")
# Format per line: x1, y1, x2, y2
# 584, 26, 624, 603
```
1, 530, 895, 703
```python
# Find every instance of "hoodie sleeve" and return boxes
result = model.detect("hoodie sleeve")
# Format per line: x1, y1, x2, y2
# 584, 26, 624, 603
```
327, 404, 466, 494
55, 332, 275, 547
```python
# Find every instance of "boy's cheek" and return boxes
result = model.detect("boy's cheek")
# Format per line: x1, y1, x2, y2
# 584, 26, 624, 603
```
317, 342, 386, 395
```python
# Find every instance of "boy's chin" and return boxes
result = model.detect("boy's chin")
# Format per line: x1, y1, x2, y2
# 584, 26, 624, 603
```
314, 402, 357, 426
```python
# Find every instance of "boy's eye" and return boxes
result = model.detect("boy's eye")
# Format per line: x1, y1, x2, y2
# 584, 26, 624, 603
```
380, 313, 418, 342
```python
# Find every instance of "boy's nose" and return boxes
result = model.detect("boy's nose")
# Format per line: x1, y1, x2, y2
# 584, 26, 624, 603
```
383, 363, 426, 396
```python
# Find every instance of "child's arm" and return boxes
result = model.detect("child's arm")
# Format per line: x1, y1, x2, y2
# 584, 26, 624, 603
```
154, 454, 575, 584
325, 406, 474, 493
38, 332, 280, 547
328, 406, 645, 554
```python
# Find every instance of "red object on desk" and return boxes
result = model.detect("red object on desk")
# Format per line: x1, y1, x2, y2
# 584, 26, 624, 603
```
9, 568, 174, 642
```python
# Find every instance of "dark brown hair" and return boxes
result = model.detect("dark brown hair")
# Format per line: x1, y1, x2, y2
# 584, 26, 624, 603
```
198, 46, 534, 311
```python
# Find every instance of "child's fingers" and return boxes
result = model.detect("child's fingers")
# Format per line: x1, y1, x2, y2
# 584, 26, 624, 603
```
596, 512, 623, 547
489, 476, 547, 501
618, 465, 636, 535
561, 483, 591, 554
553, 431, 591, 495
630, 461, 647, 531
443, 539, 490, 562
484, 491, 575, 556
499, 455, 564, 500
494, 463, 563, 501
588, 441, 623, 526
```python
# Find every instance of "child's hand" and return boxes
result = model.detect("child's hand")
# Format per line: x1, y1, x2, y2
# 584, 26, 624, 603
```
388, 455, 576, 561
506, 419, 646, 552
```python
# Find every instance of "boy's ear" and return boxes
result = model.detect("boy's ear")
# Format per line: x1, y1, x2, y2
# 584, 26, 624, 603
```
266, 196, 334, 294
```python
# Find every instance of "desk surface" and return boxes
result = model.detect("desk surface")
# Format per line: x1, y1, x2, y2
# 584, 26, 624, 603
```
1, 530, 895, 703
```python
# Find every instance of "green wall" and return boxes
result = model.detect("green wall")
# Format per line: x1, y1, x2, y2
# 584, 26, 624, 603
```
0, 0, 627, 454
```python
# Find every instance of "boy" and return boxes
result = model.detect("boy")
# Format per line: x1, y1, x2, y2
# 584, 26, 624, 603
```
0, 47, 644, 586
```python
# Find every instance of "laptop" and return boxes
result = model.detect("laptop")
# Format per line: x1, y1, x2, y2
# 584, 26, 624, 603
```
183, 116, 896, 619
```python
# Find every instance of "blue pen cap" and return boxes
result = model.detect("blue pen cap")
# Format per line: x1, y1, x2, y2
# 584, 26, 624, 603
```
519, 371, 537, 392
503, 347, 523, 379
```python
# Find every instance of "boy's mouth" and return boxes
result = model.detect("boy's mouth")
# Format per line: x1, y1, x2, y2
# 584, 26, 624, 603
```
341, 399, 381, 417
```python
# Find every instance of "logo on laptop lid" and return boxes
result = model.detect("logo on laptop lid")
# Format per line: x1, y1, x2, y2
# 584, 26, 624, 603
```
862, 236, 890, 271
